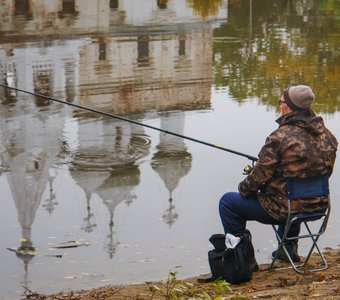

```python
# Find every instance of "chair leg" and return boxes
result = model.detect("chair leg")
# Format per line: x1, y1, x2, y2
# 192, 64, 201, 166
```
299, 222, 328, 272
269, 225, 283, 269
270, 221, 328, 274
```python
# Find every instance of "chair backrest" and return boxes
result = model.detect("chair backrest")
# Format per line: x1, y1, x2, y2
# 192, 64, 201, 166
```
285, 174, 329, 200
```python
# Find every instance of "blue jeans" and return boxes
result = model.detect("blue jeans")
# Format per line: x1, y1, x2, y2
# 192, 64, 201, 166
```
219, 192, 300, 243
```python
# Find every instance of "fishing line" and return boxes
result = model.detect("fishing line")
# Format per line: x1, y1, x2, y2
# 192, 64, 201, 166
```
0, 84, 258, 162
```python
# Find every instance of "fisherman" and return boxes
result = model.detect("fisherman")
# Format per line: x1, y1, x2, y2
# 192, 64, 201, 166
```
219, 85, 338, 263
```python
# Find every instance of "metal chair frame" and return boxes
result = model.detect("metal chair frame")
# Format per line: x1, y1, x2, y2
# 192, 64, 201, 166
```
270, 175, 330, 274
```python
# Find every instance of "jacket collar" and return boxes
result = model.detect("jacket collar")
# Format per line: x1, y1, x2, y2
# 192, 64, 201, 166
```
275, 109, 316, 126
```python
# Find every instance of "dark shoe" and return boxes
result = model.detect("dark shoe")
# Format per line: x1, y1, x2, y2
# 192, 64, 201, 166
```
272, 244, 300, 263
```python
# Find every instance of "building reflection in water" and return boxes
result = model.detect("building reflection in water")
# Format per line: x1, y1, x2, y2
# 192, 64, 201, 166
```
0, 81, 66, 293
96, 164, 140, 258
42, 170, 58, 215
0, 0, 227, 296
151, 112, 192, 227
69, 112, 150, 257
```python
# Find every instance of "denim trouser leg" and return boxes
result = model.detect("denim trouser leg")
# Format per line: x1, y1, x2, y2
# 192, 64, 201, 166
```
218, 192, 301, 243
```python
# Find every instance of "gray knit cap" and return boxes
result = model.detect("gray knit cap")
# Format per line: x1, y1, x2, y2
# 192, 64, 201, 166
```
283, 85, 315, 110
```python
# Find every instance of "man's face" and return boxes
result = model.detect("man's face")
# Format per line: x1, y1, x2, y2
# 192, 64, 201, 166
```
279, 96, 292, 115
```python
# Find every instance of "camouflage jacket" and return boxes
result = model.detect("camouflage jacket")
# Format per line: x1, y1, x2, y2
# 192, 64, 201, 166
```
238, 110, 338, 222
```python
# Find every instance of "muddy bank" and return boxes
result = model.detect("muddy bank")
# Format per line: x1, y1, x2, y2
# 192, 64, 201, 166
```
23, 248, 340, 300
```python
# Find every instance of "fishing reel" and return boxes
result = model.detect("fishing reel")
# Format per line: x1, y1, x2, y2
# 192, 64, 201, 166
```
243, 164, 253, 175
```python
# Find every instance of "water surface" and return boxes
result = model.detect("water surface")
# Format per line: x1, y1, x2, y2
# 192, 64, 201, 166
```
0, 1, 340, 299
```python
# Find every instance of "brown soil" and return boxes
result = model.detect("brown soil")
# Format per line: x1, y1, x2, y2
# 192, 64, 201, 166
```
24, 248, 340, 300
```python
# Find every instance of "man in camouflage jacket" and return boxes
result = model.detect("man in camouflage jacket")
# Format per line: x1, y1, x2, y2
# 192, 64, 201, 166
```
219, 85, 338, 263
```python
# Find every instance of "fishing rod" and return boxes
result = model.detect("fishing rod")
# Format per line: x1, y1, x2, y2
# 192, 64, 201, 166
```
0, 84, 258, 162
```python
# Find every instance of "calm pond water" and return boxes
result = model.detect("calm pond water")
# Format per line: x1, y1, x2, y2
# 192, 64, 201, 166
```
1, 1, 340, 298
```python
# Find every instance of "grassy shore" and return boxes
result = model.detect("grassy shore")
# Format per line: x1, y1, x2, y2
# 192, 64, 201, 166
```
23, 248, 340, 300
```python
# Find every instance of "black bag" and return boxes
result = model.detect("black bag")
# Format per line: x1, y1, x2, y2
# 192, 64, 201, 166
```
207, 230, 254, 284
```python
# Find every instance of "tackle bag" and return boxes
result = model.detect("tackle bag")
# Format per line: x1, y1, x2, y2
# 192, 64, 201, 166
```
203, 230, 255, 284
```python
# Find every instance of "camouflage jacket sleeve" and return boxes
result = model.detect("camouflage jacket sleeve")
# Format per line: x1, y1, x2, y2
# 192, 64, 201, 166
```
238, 132, 280, 197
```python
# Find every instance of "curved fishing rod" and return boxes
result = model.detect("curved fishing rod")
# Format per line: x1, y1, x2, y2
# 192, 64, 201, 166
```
0, 84, 258, 162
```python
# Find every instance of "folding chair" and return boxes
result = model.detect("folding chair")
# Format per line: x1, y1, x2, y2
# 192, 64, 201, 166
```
270, 174, 330, 274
